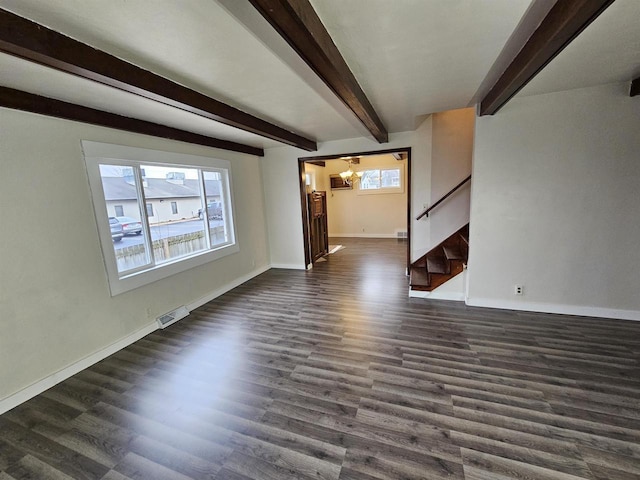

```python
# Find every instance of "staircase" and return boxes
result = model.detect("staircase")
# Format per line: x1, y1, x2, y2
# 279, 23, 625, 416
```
410, 224, 469, 291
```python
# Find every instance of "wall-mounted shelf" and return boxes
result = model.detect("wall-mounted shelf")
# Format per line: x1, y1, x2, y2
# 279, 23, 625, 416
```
330, 174, 351, 190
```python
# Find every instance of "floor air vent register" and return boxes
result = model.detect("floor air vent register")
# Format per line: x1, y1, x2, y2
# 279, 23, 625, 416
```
156, 305, 190, 328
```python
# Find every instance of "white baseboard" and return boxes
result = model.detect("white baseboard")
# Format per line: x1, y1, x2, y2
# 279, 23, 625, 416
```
0, 322, 157, 415
269, 263, 307, 270
409, 290, 465, 301
466, 297, 640, 322
409, 270, 465, 301
328, 233, 398, 238
1, 264, 273, 415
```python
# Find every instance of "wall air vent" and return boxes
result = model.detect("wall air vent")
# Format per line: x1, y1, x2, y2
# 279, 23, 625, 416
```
156, 305, 190, 329
396, 231, 408, 239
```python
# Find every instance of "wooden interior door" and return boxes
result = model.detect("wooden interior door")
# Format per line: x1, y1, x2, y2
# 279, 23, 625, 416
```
308, 191, 328, 263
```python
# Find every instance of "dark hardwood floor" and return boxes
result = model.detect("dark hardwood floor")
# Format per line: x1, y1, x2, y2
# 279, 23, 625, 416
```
2, 238, 640, 479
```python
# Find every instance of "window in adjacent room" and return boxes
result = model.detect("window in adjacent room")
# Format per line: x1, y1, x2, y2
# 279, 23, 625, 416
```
358, 165, 404, 194
82, 141, 238, 296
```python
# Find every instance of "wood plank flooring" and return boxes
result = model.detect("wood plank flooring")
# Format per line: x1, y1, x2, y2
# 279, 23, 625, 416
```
2, 237, 640, 479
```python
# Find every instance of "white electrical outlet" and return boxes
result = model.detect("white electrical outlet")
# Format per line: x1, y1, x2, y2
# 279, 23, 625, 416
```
514, 285, 524, 295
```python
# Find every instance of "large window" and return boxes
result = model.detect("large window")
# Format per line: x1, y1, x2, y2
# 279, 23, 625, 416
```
83, 141, 238, 295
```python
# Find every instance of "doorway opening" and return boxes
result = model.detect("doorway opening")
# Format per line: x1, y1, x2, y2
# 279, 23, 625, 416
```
298, 147, 411, 271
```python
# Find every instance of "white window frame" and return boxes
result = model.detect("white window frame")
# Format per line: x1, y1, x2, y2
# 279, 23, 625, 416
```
82, 141, 239, 296
357, 164, 405, 195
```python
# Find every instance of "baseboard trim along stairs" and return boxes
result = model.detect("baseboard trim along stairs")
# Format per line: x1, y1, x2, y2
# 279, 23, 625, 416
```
409, 271, 466, 300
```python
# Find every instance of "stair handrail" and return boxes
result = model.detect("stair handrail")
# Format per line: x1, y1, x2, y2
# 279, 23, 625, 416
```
416, 174, 471, 220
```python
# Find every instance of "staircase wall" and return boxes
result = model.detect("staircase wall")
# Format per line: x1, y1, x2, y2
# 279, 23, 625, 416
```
412, 108, 474, 261
410, 116, 433, 260
468, 82, 640, 321
429, 108, 474, 248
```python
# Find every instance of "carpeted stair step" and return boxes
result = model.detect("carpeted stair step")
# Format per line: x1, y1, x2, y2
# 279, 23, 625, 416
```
409, 266, 430, 290
413, 258, 426, 268
459, 226, 469, 245
443, 245, 463, 261
426, 256, 449, 274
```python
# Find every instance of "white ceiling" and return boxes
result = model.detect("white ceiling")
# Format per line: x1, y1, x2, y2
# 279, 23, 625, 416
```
519, 0, 640, 97
0, 0, 636, 151
309, 0, 532, 131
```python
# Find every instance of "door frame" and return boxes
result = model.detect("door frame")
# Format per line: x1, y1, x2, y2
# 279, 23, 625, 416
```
298, 147, 412, 270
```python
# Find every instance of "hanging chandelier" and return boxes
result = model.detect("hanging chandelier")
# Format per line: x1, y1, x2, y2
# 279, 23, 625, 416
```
339, 158, 363, 186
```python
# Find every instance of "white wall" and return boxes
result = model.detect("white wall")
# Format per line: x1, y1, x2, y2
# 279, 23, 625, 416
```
321, 154, 407, 238
0, 109, 270, 404
262, 122, 433, 268
304, 162, 327, 193
429, 108, 474, 247
411, 116, 433, 260
468, 82, 640, 320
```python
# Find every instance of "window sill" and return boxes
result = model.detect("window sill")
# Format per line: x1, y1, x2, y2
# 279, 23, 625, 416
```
109, 242, 239, 296
357, 187, 404, 195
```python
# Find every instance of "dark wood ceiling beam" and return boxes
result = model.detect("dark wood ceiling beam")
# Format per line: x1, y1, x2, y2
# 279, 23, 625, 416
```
480, 0, 616, 116
0, 87, 264, 156
631, 77, 640, 97
248, 0, 388, 143
0, 8, 316, 151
